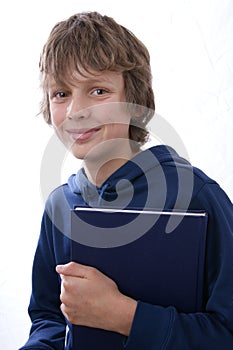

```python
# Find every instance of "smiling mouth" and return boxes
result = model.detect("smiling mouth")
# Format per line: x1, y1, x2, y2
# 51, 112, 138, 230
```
66, 127, 101, 142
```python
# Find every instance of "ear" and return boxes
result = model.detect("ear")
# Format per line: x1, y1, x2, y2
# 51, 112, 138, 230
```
133, 104, 145, 117
128, 103, 145, 119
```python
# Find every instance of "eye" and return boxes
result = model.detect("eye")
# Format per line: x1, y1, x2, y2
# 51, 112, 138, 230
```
49, 88, 69, 101
92, 88, 108, 96
54, 91, 68, 99
49, 89, 70, 104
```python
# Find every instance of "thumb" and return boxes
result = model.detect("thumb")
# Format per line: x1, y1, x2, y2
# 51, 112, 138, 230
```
56, 261, 87, 277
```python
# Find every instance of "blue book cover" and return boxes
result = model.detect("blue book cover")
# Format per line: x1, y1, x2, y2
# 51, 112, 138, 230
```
71, 208, 208, 349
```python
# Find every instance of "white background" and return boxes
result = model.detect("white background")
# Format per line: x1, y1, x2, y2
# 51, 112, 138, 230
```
0, 0, 232, 349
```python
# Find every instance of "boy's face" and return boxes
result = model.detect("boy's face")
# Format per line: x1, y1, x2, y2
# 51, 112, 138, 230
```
48, 70, 132, 161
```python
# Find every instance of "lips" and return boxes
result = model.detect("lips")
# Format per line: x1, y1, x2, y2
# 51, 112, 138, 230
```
66, 127, 101, 142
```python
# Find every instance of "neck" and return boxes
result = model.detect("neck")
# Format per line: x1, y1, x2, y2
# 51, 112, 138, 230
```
83, 142, 141, 187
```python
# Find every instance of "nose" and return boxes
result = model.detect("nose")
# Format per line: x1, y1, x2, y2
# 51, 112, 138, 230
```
66, 96, 90, 120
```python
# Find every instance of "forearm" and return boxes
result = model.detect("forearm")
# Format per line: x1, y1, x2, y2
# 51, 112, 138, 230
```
19, 211, 69, 349
19, 315, 67, 350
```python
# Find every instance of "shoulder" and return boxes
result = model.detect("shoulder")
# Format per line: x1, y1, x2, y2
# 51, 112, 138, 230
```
44, 182, 75, 216
44, 172, 86, 214
151, 146, 218, 196
152, 146, 232, 208
46, 183, 69, 204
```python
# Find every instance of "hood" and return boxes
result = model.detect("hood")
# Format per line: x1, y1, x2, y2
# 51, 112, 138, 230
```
67, 145, 190, 208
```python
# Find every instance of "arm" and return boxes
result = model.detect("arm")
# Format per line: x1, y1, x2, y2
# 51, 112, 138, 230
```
19, 211, 67, 350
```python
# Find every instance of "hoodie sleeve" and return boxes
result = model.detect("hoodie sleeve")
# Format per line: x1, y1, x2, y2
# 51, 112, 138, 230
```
19, 211, 67, 350
124, 183, 233, 350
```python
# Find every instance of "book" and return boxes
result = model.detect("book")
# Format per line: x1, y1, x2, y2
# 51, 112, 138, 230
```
70, 207, 208, 349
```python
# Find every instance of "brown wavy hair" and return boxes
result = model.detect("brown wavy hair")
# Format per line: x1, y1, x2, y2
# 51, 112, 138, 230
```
39, 11, 155, 147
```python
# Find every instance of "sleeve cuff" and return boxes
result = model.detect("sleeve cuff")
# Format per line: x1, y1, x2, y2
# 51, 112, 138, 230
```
124, 301, 174, 350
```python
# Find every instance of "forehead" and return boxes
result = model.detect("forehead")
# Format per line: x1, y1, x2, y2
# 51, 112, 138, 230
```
47, 69, 124, 88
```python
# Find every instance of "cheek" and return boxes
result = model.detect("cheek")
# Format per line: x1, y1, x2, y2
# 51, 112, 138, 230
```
105, 123, 130, 139
95, 102, 130, 124
50, 104, 66, 128
102, 108, 131, 138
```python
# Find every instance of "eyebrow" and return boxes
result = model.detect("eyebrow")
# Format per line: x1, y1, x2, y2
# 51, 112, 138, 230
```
48, 75, 119, 90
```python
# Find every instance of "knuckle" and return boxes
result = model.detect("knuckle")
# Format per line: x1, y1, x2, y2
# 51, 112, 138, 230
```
62, 277, 73, 291
88, 266, 98, 277
60, 293, 67, 304
69, 261, 77, 269
61, 304, 76, 324
68, 315, 75, 324
62, 279, 69, 289
60, 303, 68, 318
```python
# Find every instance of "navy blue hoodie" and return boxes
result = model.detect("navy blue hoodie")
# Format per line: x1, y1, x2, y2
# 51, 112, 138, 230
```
20, 146, 233, 349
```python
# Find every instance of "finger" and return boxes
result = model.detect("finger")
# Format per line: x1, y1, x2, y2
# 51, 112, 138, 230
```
56, 261, 91, 278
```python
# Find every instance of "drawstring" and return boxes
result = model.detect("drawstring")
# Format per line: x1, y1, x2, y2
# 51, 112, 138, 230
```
97, 183, 110, 207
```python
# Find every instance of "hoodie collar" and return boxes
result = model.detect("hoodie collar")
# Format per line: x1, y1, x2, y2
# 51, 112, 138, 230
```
67, 145, 186, 207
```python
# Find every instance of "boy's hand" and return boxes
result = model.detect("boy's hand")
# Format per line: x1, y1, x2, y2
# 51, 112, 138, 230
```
56, 262, 137, 336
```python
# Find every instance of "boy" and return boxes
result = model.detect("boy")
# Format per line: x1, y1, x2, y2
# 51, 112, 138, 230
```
20, 11, 233, 349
